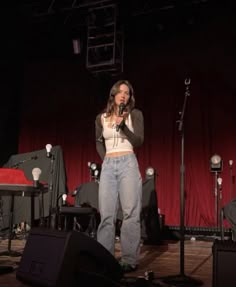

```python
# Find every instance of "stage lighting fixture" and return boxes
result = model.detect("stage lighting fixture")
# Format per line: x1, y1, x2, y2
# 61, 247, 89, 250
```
90, 163, 97, 171
217, 177, 223, 189
145, 167, 155, 180
210, 154, 223, 172
88, 162, 101, 181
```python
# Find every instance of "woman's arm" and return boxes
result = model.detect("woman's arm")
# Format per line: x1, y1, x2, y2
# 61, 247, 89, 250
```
95, 113, 106, 160
120, 109, 144, 148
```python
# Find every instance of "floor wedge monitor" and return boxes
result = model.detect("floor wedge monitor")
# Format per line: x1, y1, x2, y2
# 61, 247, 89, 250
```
16, 228, 123, 287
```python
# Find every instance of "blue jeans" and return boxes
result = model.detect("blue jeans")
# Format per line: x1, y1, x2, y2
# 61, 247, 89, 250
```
97, 153, 142, 266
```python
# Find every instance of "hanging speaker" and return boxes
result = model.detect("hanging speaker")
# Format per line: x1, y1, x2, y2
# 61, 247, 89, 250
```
16, 228, 123, 287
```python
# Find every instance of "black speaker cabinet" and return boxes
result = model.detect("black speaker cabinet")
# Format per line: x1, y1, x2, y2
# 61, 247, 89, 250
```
16, 228, 123, 287
213, 239, 236, 287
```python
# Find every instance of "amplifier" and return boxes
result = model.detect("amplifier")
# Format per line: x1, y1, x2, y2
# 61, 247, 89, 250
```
212, 239, 236, 287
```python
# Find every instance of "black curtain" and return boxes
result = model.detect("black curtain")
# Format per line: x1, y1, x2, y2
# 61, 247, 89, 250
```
1, 145, 67, 228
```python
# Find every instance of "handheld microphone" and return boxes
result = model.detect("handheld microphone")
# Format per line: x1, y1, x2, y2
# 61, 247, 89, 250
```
116, 103, 125, 132
118, 103, 126, 116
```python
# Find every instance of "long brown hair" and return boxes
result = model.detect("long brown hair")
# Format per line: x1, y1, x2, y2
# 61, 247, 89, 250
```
104, 80, 135, 117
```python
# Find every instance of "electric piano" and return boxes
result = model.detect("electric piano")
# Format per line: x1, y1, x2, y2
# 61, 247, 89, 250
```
0, 168, 42, 194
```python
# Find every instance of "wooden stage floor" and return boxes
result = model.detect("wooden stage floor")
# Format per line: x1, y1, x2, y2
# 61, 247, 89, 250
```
0, 233, 214, 287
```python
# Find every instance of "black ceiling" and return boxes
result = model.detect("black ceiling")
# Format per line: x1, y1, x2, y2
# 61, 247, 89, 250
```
12, 0, 232, 59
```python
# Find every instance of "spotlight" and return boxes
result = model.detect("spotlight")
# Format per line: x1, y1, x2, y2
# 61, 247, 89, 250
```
210, 154, 223, 172
217, 177, 223, 189
90, 162, 98, 171
145, 167, 155, 180
88, 161, 101, 181
94, 169, 100, 177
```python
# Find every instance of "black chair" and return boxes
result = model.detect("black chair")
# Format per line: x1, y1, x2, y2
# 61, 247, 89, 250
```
59, 206, 97, 238
58, 182, 99, 238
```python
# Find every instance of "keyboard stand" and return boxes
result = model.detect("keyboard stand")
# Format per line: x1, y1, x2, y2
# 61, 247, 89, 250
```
0, 184, 48, 257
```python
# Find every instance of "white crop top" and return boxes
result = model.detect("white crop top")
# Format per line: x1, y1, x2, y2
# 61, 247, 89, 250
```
102, 113, 134, 154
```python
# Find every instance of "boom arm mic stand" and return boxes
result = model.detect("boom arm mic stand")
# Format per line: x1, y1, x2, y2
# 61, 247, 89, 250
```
161, 78, 203, 286
10, 155, 38, 169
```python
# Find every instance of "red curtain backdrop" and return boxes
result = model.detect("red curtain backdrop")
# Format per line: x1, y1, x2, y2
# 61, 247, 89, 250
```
18, 14, 236, 227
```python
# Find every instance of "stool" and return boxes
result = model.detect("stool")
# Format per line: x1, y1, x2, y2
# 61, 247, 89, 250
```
58, 206, 97, 238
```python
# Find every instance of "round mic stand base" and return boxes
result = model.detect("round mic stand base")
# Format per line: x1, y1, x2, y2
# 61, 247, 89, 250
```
161, 274, 203, 287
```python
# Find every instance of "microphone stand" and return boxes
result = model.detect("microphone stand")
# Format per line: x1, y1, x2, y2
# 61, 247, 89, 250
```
162, 78, 202, 286
47, 153, 55, 228
229, 162, 234, 200
217, 179, 223, 228
213, 171, 218, 227
10, 155, 38, 169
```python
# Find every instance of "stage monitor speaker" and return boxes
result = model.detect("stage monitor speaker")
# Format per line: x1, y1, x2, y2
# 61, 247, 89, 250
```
16, 228, 123, 287
212, 239, 236, 287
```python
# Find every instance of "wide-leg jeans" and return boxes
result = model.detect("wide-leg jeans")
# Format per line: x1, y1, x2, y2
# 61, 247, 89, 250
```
97, 153, 142, 266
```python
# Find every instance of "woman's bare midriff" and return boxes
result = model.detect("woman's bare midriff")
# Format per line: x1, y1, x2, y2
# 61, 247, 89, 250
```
106, 151, 133, 157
